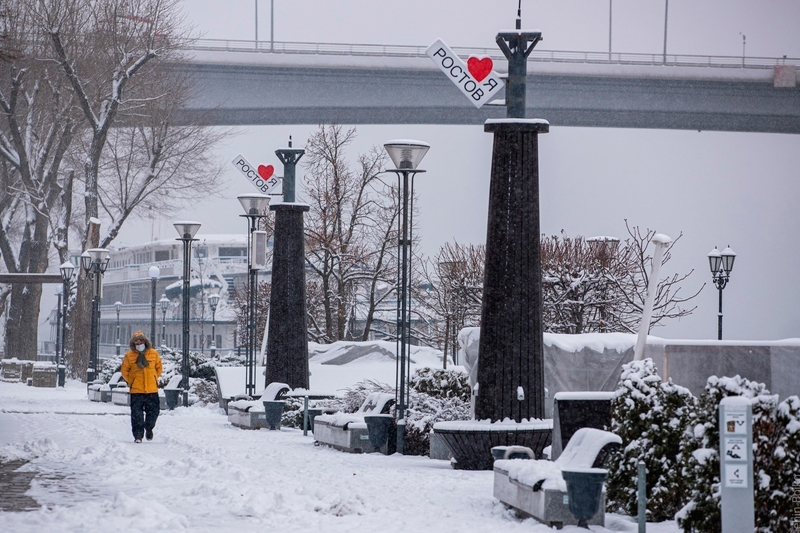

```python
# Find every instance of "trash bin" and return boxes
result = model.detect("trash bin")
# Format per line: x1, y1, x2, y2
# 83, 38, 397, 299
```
561, 468, 608, 529
365, 414, 395, 454
306, 408, 323, 433
262, 400, 285, 430
164, 388, 181, 410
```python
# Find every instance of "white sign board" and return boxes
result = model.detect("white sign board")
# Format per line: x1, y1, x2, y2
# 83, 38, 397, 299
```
724, 464, 748, 488
231, 154, 280, 194
426, 39, 505, 109
724, 411, 747, 435
724, 437, 748, 461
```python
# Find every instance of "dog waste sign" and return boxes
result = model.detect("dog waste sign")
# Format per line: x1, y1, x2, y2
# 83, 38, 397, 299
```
426, 39, 504, 109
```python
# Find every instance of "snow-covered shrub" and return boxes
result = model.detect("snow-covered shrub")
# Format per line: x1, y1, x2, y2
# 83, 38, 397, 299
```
675, 375, 799, 533
408, 367, 470, 402
280, 397, 306, 429
605, 358, 695, 521
99, 355, 123, 382
314, 369, 472, 455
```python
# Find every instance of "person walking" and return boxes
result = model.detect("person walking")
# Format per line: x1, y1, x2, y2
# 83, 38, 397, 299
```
121, 331, 163, 443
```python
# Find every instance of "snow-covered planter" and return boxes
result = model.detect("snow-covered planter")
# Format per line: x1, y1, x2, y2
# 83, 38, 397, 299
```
111, 386, 130, 406
433, 419, 553, 470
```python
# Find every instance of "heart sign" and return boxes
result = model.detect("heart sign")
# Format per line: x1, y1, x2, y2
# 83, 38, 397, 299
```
257, 164, 274, 180
467, 56, 493, 82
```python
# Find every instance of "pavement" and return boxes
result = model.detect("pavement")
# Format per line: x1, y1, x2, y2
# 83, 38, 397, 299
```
0, 459, 38, 512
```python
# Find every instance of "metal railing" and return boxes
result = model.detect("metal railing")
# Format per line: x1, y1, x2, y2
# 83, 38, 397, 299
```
187, 38, 800, 71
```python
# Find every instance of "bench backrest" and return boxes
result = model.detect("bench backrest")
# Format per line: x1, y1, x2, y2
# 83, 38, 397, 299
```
554, 427, 622, 470
356, 392, 395, 415
262, 382, 291, 401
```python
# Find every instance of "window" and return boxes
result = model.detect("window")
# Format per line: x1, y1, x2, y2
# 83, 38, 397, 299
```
219, 247, 247, 257
155, 250, 170, 261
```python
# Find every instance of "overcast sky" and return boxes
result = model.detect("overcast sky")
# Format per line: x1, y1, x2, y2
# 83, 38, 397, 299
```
112, 0, 800, 342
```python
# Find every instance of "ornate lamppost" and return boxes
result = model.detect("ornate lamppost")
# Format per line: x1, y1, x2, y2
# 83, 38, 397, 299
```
114, 301, 122, 356
58, 261, 74, 387
384, 140, 429, 453
55, 285, 63, 367
174, 221, 201, 406
149, 265, 160, 343
708, 246, 736, 340
237, 193, 270, 397
209, 293, 220, 358
81, 248, 110, 384
159, 294, 170, 348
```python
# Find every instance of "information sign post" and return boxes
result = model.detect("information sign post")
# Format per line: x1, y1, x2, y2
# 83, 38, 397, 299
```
719, 396, 755, 532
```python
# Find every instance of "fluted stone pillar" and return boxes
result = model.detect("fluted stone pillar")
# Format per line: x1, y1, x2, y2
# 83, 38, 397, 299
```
475, 119, 549, 422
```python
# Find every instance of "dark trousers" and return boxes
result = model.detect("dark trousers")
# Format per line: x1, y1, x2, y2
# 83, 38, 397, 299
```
130, 393, 160, 439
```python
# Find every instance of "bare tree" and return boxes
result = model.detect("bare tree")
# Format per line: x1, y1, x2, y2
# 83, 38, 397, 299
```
418, 242, 484, 363
541, 222, 703, 334
0, 4, 77, 358
302, 124, 398, 343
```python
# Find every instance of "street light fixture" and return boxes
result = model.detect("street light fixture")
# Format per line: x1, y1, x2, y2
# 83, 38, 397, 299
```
174, 221, 201, 406
209, 292, 220, 358
708, 245, 736, 340
237, 193, 271, 397
384, 139, 429, 453
114, 301, 122, 356
81, 248, 110, 383
149, 265, 160, 343
58, 261, 74, 387
159, 294, 170, 348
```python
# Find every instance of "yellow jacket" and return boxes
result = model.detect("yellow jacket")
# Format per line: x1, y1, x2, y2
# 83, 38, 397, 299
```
121, 347, 163, 394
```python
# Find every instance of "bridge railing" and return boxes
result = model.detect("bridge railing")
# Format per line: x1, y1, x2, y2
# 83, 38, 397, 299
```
189, 38, 799, 71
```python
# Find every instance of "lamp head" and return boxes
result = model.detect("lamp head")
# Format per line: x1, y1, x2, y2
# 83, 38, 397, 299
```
60, 261, 75, 283
173, 221, 202, 240
114, 301, 122, 312
208, 293, 220, 309
721, 246, 736, 274
384, 140, 430, 170
80, 251, 91, 273
148, 265, 160, 279
707, 246, 722, 274
159, 295, 170, 312
237, 194, 271, 216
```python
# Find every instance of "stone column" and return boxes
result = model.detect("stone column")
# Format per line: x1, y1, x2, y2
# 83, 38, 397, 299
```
265, 203, 310, 389
475, 119, 549, 422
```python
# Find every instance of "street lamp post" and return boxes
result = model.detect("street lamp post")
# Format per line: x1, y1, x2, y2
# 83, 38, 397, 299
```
149, 266, 160, 343
114, 301, 122, 356
384, 140, 430, 453
174, 221, 202, 406
58, 261, 74, 387
238, 193, 271, 397
159, 295, 170, 348
81, 249, 110, 384
708, 246, 736, 340
55, 285, 62, 368
209, 293, 220, 358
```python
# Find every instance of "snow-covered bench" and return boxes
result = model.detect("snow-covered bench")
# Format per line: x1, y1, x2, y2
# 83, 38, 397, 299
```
313, 392, 395, 454
227, 382, 291, 430
493, 427, 621, 529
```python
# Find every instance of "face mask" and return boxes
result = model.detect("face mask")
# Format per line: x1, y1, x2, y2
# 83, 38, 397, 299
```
136, 344, 145, 352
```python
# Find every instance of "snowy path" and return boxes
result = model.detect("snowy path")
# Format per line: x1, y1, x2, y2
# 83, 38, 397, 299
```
0, 381, 679, 532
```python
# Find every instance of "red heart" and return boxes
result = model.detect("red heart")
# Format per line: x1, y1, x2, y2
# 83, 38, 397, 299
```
257, 164, 274, 180
467, 56, 493, 82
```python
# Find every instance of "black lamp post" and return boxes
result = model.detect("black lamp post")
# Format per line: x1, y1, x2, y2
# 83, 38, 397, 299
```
238, 193, 271, 397
174, 221, 201, 406
209, 292, 220, 358
55, 285, 62, 367
149, 265, 160, 343
58, 261, 74, 387
114, 301, 122, 356
81, 248, 110, 384
159, 294, 169, 348
708, 245, 736, 340
383, 140, 430, 446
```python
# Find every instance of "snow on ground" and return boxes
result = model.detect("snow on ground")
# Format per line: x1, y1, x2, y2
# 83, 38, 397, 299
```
0, 381, 680, 533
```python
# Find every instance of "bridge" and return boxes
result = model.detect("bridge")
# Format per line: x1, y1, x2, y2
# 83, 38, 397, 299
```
175, 39, 800, 134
